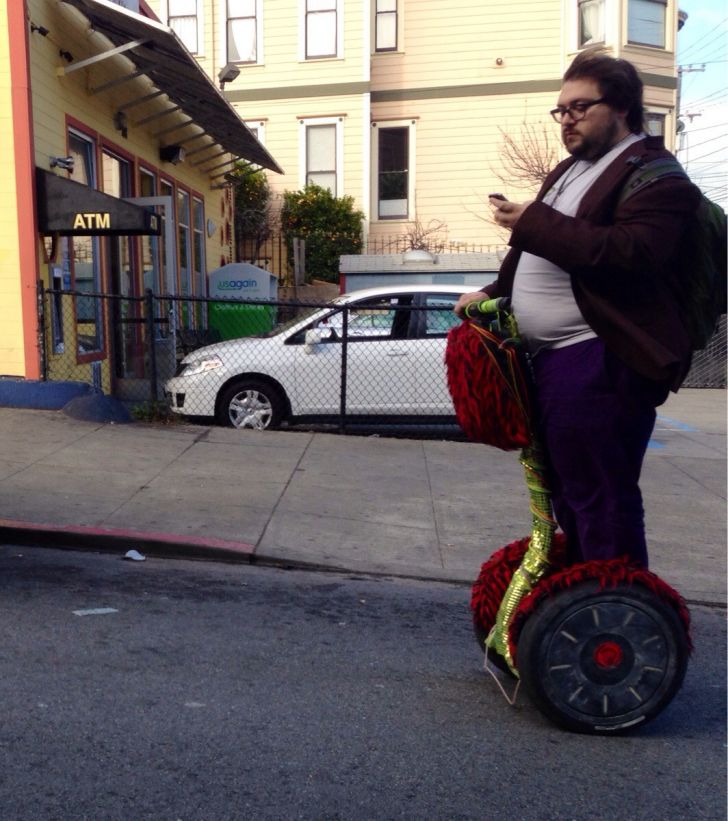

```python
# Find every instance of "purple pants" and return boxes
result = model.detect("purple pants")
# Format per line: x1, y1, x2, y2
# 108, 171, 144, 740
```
531, 339, 668, 567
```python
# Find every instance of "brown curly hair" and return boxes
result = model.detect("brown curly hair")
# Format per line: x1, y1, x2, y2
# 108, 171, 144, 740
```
564, 47, 645, 133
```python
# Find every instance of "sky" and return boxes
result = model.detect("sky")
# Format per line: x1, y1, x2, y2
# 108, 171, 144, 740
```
675, 0, 728, 208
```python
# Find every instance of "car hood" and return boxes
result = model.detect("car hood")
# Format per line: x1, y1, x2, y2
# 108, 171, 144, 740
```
181, 336, 273, 362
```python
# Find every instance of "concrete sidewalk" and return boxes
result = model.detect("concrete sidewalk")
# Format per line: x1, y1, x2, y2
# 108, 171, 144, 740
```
0, 389, 725, 604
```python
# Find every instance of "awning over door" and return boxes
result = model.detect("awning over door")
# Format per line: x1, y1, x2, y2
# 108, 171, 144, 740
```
60, 0, 282, 175
36, 168, 161, 236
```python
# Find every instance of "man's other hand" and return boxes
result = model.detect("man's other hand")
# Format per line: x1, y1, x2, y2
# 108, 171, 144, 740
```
454, 291, 491, 319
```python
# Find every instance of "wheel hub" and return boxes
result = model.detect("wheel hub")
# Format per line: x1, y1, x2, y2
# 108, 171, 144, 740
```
542, 602, 668, 717
593, 640, 624, 669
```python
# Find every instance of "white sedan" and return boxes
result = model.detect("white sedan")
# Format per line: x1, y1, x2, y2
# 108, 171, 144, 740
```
165, 284, 472, 429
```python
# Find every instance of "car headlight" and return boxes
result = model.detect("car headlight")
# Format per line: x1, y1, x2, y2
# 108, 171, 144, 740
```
178, 356, 223, 377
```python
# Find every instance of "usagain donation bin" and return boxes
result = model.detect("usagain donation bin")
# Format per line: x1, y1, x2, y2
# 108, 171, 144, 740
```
207, 263, 278, 340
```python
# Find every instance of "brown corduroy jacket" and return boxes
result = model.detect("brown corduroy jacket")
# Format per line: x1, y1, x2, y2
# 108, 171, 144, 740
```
484, 136, 702, 390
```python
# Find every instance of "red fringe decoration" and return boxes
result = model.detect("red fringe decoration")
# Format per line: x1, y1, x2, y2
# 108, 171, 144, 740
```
470, 534, 568, 639
471, 534, 692, 666
508, 557, 693, 665
445, 321, 531, 450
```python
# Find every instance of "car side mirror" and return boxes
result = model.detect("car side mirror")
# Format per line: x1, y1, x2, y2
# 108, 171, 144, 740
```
304, 328, 322, 354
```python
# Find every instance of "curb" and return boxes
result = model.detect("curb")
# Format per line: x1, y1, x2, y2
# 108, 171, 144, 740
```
0, 519, 255, 564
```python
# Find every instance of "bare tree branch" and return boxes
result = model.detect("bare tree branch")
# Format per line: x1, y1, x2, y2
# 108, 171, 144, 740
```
401, 218, 447, 252
494, 122, 561, 188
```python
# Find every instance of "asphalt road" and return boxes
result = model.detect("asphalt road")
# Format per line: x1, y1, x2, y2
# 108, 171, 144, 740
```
0, 546, 724, 821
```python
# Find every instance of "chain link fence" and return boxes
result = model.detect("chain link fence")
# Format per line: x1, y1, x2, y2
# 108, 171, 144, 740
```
39, 286, 466, 435
39, 285, 725, 435
682, 316, 727, 388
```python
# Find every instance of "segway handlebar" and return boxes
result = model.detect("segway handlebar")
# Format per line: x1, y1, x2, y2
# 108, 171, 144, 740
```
463, 296, 511, 319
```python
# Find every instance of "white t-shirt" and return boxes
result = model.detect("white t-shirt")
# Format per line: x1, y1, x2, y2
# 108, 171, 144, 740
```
512, 133, 644, 354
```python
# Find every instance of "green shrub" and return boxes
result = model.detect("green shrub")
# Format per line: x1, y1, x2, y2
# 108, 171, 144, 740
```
230, 167, 273, 257
281, 185, 364, 283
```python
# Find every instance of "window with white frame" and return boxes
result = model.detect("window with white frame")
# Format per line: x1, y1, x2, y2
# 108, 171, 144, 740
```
168, 0, 199, 53
375, 0, 397, 52
227, 0, 260, 63
303, 121, 339, 195
373, 123, 413, 220
245, 121, 266, 143
645, 112, 666, 136
578, 0, 605, 46
628, 0, 666, 47
305, 0, 338, 59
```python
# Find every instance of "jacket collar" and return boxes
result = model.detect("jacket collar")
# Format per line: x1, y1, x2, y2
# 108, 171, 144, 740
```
537, 134, 662, 212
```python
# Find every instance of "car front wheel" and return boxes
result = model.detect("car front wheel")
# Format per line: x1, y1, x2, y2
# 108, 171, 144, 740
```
216, 380, 286, 430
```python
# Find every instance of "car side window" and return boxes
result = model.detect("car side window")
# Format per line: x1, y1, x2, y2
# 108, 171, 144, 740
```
422, 294, 460, 336
285, 296, 414, 345
345, 295, 413, 340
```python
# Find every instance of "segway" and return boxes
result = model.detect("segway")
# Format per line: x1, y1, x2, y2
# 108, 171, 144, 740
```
445, 298, 691, 734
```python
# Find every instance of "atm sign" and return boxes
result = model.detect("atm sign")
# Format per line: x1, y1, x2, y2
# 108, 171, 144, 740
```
73, 212, 111, 230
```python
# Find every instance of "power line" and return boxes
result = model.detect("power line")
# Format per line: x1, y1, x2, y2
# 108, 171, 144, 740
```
686, 145, 728, 164
682, 133, 728, 151
679, 121, 728, 135
678, 20, 728, 60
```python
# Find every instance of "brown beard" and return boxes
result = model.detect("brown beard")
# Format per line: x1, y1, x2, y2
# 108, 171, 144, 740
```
565, 117, 620, 161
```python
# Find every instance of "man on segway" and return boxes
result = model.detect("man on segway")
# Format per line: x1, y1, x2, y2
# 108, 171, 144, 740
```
449, 48, 701, 733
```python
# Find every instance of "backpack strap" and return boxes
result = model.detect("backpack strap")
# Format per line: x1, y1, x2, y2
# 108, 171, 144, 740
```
618, 156, 689, 207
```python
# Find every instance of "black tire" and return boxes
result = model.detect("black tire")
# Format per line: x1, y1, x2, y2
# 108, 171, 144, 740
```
216, 379, 286, 430
517, 581, 689, 734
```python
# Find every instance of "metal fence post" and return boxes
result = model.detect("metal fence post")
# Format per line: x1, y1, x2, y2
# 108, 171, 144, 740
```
37, 281, 48, 380
339, 305, 348, 434
145, 288, 158, 402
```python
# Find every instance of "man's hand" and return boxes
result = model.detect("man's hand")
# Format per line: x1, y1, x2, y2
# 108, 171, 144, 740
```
489, 195, 532, 230
454, 291, 491, 319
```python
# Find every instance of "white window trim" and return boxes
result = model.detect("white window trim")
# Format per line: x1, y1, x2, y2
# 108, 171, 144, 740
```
570, 0, 618, 53
644, 107, 673, 148
299, 116, 344, 195
299, 0, 344, 61
218, 0, 264, 66
159, 0, 205, 57
371, 119, 415, 222
244, 120, 266, 144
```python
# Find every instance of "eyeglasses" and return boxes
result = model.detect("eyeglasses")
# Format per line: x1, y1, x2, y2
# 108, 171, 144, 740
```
550, 98, 606, 123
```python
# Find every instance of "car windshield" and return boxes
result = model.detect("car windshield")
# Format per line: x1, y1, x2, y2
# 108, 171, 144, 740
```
259, 304, 333, 337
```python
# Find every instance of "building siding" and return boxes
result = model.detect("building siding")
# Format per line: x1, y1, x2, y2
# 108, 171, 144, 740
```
147, 0, 682, 260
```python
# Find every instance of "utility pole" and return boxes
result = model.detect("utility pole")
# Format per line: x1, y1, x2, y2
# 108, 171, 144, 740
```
676, 64, 706, 155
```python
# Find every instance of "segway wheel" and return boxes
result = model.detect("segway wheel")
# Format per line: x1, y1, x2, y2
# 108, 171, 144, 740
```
517, 580, 689, 734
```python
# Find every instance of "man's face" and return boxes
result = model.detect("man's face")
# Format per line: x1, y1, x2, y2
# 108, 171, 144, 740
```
557, 78, 628, 161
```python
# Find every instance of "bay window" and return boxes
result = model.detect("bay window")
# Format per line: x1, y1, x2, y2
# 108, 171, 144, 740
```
628, 0, 666, 47
578, 0, 605, 46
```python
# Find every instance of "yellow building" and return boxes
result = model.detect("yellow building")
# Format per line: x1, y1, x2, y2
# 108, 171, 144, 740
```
147, 0, 682, 252
1, 0, 280, 391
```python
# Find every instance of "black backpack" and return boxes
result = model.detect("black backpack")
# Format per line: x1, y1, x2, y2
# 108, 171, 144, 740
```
619, 156, 727, 350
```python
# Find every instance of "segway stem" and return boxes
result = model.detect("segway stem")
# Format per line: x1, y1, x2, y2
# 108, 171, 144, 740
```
464, 298, 558, 675
486, 442, 557, 673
